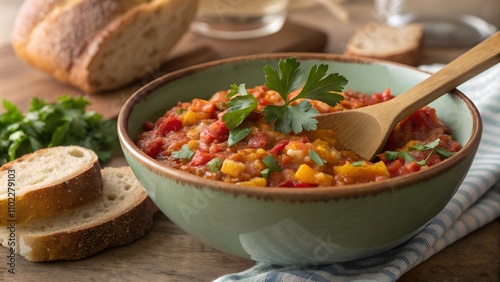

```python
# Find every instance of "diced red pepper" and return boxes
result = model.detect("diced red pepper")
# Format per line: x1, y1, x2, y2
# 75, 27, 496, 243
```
190, 150, 215, 166
278, 181, 318, 188
269, 139, 289, 154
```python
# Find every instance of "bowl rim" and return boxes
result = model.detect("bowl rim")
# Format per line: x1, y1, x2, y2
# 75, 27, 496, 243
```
118, 52, 483, 202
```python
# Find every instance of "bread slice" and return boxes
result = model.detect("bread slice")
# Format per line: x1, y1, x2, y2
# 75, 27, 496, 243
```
0, 146, 102, 226
344, 23, 424, 66
0, 167, 158, 262
12, 0, 198, 93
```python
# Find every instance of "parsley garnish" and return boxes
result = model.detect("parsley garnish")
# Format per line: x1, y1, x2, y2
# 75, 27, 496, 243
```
261, 155, 282, 179
171, 144, 194, 159
221, 57, 348, 140
263, 57, 347, 134
0, 95, 117, 165
221, 84, 258, 146
384, 138, 455, 166
207, 158, 223, 172
309, 150, 326, 166
222, 83, 258, 129
227, 127, 252, 147
351, 161, 365, 167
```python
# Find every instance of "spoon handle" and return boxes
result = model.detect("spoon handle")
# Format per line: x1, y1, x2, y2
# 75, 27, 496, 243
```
388, 32, 500, 122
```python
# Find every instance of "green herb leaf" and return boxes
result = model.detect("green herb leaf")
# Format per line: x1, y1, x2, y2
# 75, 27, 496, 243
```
222, 83, 258, 129
261, 154, 282, 179
351, 161, 365, 167
228, 127, 252, 146
263, 57, 346, 134
264, 100, 319, 134
290, 64, 347, 106
423, 138, 440, 149
409, 143, 426, 151
261, 168, 271, 179
264, 57, 304, 101
435, 147, 455, 159
385, 151, 399, 161
207, 158, 223, 172
309, 150, 326, 166
400, 151, 415, 163
171, 144, 194, 159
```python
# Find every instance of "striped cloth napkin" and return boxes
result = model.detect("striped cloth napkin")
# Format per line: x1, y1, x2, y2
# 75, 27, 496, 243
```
215, 63, 500, 282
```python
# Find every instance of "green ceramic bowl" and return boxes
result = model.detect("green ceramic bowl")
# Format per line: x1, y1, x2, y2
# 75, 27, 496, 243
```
118, 53, 482, 265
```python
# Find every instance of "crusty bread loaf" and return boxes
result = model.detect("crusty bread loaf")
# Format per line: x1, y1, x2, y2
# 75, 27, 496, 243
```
12, 0, 198, 93
0, 146, 102, 226
0, 167, 158, 262
344, 23, 424, 66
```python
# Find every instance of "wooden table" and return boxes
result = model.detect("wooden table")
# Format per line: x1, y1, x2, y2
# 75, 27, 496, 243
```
0, 1, 498, 281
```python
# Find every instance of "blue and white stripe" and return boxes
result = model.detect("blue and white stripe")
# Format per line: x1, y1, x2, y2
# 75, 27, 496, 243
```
215, 64, 500, 282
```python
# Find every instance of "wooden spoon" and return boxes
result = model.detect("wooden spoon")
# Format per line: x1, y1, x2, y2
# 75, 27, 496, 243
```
316, 31, 500, 160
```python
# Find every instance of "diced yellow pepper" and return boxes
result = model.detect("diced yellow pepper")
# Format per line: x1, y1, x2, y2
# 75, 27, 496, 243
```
187, 140, 199, 150
333, 161, 390, 183
237, 177, 267, 187
182, 110, 212, 126
295, 164, 317, 184
221, 159, 246, 177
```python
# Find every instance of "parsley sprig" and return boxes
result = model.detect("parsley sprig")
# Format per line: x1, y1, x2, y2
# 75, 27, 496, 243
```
222, 84, 257, 129
0, 95, 118, 165
263, 58, 347, 134
385, 138, 455, 166
222, 57, 348, 142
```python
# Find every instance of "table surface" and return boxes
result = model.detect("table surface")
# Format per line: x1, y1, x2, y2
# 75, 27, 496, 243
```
0, 1, 498, 281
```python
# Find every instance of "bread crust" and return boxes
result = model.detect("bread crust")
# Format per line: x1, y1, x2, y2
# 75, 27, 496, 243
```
344, 23, 424, 66
4, 167, 159, 262
12, 0, 198, 93
12, 0, 122, 80
21, 194, 157, 262
0, 146, 103, 226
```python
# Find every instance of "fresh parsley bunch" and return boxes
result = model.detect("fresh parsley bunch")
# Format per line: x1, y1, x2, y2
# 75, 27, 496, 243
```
0, 95, 118, 165
222, 57, 348, 144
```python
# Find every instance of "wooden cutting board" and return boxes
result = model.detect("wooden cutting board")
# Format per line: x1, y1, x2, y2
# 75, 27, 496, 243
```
0, 21, 326, 118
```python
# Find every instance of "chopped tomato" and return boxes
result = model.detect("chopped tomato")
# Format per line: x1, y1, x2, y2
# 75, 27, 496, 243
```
137, 135, 162, 158
200, 119, 229, 144
155, 115, 182, 136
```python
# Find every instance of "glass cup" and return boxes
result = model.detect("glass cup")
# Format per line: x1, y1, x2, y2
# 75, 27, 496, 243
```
191, 0, 291, 40
374, 0, 499, 46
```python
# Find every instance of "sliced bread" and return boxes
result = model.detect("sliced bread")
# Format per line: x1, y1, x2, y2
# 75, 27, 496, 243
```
344, 23, 424, 66
0, 146, 102, 226
12, 0, 198, 93
0, 166, 158, 262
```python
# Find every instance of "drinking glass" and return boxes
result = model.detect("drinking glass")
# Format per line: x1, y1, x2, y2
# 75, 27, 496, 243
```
374, 0, 499, 46
191, 0, 291, 40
